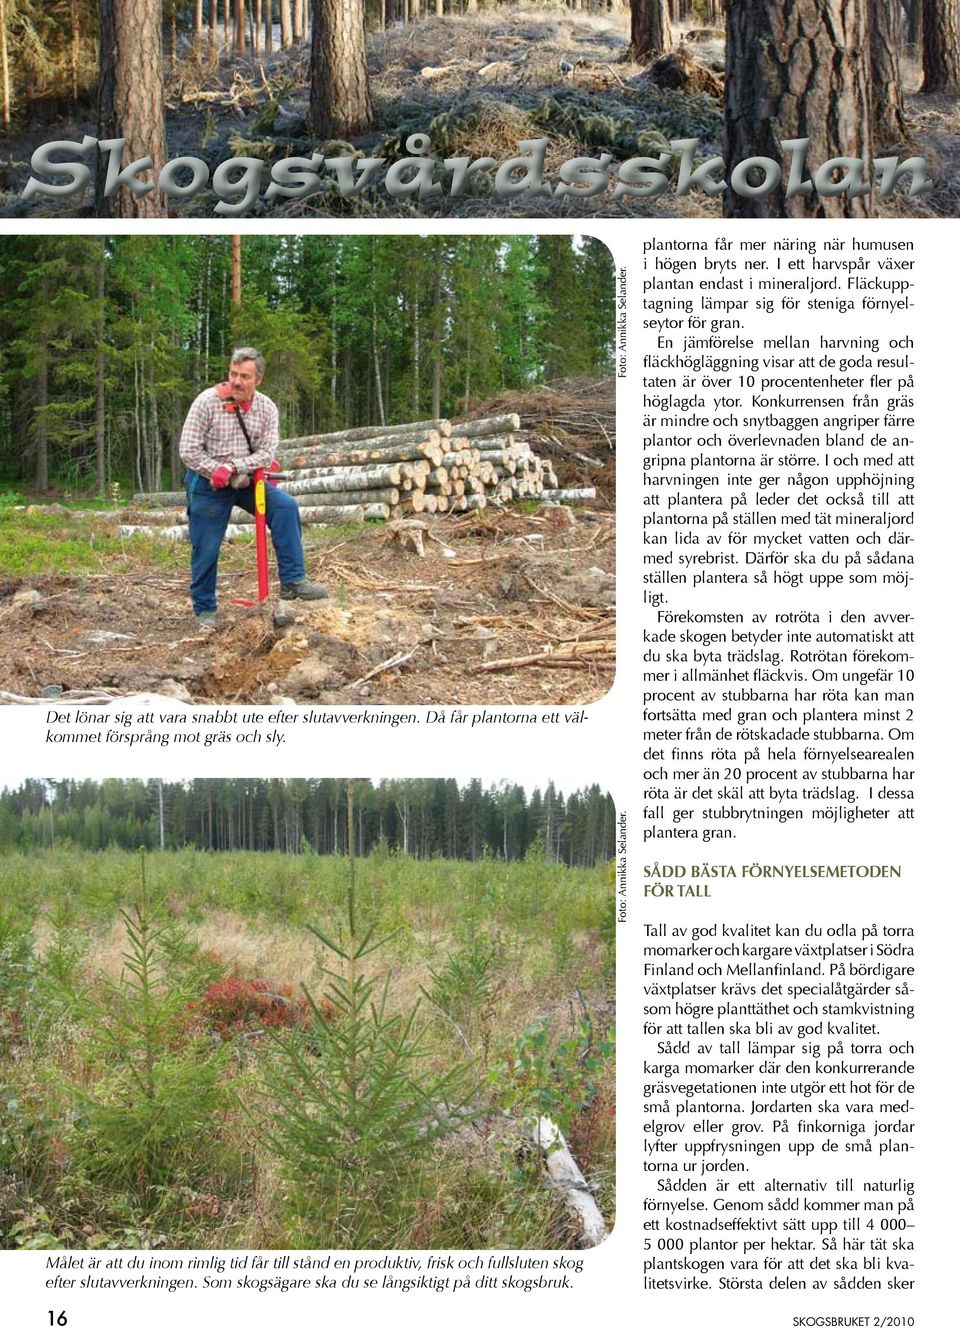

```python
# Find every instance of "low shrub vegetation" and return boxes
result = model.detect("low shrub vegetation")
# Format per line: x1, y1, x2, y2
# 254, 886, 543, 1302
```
0, 839, 614, 1250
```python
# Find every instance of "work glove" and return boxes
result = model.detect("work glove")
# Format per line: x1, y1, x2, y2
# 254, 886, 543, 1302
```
211, 464, 236, 489
266, 460, 282, 486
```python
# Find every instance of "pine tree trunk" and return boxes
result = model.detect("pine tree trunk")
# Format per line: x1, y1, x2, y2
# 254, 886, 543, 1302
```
133, 344, 144, 492
280, 0, 292, 46
330, 245, 339, 424
97, 0, 169, 218
309, 0, 373, 139
70, 0, 80, 104
148, 342, 162, 491
723, 0, 873, 219
629, 0, 671, 58
921, 0, 960, 93
371, 308, 386, 426
412, 291, 420, 417
231, 233, 242, 307
95, 247, 107, 496
236, 0, 246, 52
0, 0, 11, 132
35, 345, 48, 494
907, 0, 922, 48
871, 0, 907, 145
195, 0, 204, 38
431, 261, 442, 419
169, 329, 181, 492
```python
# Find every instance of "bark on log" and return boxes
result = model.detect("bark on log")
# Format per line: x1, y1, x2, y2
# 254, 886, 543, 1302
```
204, 502, 390, 524
466, 433, 514, 451
293, 485, 400, 506
121, 522, 227, 541
536, 488, 597, 502
302, 502, 392, 522
312, 441, 443, 466
120, 502, 390, 541
280, 417, 452, 448
280, 432, 443, 467
474, 448, 527, 467
449, 413, 521, 437
124, 507, 189, 523
132, 490, 193, 507
529, 1116, 608, 1248
129, 410, 567, 527
280, 465, 403, 492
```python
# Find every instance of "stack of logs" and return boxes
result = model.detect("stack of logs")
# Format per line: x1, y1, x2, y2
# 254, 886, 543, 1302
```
120, 413, 596, 541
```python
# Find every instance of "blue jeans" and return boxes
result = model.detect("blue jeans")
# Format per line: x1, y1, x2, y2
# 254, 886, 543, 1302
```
185, 470, 306, 612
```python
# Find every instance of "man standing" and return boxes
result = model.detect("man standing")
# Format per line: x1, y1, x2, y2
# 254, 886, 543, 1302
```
179, 347, 328, 627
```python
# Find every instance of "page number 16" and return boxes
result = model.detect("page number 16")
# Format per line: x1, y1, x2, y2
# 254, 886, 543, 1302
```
48, 1314, 67, 1326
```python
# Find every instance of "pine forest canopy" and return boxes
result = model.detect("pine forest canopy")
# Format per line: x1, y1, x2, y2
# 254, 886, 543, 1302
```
0, 777, 617, 865
0, 233, 614, 496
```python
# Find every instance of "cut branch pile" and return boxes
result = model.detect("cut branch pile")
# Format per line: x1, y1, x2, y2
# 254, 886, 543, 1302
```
122, 409, 600, 542
462, 377, 616, 503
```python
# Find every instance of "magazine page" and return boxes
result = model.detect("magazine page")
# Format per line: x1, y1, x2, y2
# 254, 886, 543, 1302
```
0, 6, 956, 1329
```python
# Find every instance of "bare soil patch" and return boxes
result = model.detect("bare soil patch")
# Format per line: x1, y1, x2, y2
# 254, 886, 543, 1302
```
0, 508, 614, 706
0, 381, 616, 706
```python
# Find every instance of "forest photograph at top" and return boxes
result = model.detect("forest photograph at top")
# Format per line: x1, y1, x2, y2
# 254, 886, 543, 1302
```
0, 232, 616, 706
0, 777, 616, 1251
0, 1, 956, 218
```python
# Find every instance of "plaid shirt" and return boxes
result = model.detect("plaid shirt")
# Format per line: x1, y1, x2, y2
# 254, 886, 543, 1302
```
179, 387, 279, 478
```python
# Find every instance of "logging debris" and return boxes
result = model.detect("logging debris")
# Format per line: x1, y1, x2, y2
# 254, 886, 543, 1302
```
1, 382, 614, 704
122, 400, 604, 541
0, 507, 614, 705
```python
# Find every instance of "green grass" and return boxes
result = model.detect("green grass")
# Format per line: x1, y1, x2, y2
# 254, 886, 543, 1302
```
0, 511, 192, 578
0, 849, 614, 1251
0, 508, 370, 580
0, 847, 611, 939
0, 513, 123, 576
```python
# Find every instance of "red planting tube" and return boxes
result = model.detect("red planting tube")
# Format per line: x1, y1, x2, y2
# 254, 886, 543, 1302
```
253, 468, 268, 602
